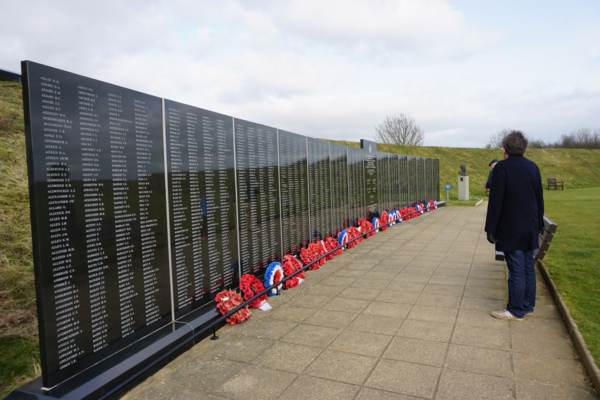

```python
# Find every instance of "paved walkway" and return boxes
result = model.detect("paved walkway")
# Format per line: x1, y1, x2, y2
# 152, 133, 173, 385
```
124, 205, 597, 400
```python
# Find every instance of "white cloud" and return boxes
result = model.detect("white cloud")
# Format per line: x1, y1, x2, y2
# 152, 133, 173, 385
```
0, 0, 598, 148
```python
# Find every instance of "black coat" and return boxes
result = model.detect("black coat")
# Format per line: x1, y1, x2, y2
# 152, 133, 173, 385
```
485, 155, 544, 252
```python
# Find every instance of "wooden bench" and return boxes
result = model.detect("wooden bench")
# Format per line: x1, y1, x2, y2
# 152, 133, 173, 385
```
495, 216, 557, 261
547, 178, 564, 191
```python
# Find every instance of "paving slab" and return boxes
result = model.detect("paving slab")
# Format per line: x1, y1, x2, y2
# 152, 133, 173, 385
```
123, 206, 596, 400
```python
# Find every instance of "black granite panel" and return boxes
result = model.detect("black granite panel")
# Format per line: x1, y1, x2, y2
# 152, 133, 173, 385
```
407, 156, 416, 204
22, 61, 171, 387
399, 156, 407, 207
361, 140, 377, 219
434, 158, 440, 200
329, 143, 349, 236
347, 147, 365, 225
164, 100, 238, 318
308, 138, 331, 241
278, 130, 309, 255
234, 119, 281, 277
390, 155, 400, 209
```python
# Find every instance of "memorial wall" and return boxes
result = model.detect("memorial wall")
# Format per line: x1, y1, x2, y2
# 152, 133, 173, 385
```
21, 61, 439, 389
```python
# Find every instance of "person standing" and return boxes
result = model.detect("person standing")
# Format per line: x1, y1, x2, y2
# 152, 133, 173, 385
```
484, 158, 500, 190
485, 131, 544, 320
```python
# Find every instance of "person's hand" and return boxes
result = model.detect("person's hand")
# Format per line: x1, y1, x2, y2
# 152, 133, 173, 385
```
539, 227, 545, 236
487, 233, 498, 244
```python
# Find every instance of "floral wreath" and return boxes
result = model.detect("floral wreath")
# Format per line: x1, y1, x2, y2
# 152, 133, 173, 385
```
418, 203, 424, 214
310, 242, 326, 267
372, 217, 381, 233
358, 218, 376, 238
299, 246, 317, 269
282, 261, 301, 289
239, 274, 268, 309
380, 211, 388, 231
264, 261, 284, 296
346, 226, 363, 245
337, 229, 349, 250
283, 254, 305, 280
215, 289, 250, 325
325, 236, 342, 257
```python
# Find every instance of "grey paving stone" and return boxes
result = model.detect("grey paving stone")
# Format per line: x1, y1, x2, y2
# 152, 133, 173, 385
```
366, 359, 441, 398
302, 284, 345, 297
269, 305, 317, 323
407, 305, 458, 324
456, 309, 509, 330
364, 271, 399, 281
396, 319, 454, 343
513, 352, 591, 390
348, 313, 404, 335
510, 316, 568, 337
433, 268, 470, 278
466, 277, 507, 289
436, 368, 514, 400
279, 324, 341, 348
402, 266, 436, 276
463, 286, 507, 300
356, 388, 423, 400
393, 274, 430, 283
416, 293, 461, 309
469, 270, 506, 280
323, 297, 370, 313
233, 318, 298, 340
446, 344, 512, 378
351, 278, 390, 290
515, 380, 597, 400
527, 302, 561, 319
305, 350, 378, 385
328, 329, 392, 357
303, 309, 358, 328
451, 324, 510, 350
251, 342, 321, 374
363, 301, 412, 319
375, 290, 420, 305
333, 269, 368, 278
288, 294, 332, 309
386, 281, 426, 293
202, 335, 274, 362
383, 337, 448, 367
167, 357, 246, 391
338, 287, 382, 301
279, 376, 360, 400
459, 297, 506, 313
213, 364, 297, 400
428, 276, 468, 286
511, 331, 576, 359
320, 276, 356, 287
422, 283, 464, 297
123, 380, 224, 400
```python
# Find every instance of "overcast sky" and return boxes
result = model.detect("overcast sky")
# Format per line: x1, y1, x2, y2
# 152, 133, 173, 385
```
2, 0, 599, 147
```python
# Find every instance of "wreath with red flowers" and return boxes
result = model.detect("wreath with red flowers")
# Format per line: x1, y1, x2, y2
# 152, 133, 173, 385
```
282, 262, 300, 289
309, 242, 326, 267
239, 274, 268, 309
325, 236, 342, 256
346, 226, 363, 246
380, 211, 389, 231
358, 218, 376, 238
299, 246, 316, 269
283, 254, 305, 280
215, 289, 250, 325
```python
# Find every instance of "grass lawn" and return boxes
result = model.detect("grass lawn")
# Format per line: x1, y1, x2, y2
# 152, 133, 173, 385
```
543, 187, 600, 366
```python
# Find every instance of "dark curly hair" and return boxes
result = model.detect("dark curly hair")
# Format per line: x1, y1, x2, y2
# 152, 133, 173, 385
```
502, 130, 528, 156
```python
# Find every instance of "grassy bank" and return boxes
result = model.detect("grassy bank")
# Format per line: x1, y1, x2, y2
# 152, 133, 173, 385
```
543, 187, 600, 364
0, 82, 39, 397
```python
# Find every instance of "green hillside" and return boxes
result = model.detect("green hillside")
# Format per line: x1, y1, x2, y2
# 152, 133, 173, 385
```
333, 141, 600, 200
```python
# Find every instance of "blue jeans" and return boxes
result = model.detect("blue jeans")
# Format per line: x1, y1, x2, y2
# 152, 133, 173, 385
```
504, 249, 536, 318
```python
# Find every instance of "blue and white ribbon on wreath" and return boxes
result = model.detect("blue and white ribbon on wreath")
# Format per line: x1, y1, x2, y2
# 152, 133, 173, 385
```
337, 229, 349, 249
417, 204, 424, 215
396, 210, 403, 222
372, 217, 381, 232
434, 200, 438, 210
264, 261, 284, 296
